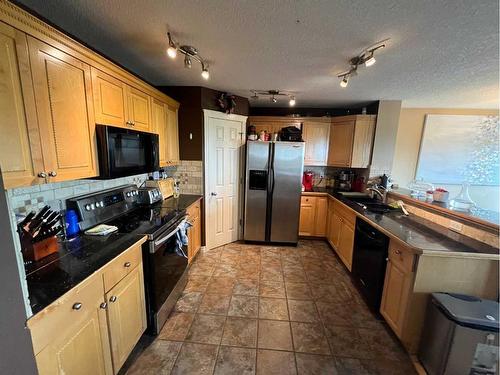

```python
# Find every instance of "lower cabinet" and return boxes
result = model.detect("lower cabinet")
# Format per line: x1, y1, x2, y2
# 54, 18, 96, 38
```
326, 198, 356, 271
380, 241, 415, 339
28, 241, 146, 375
299, 195, 328, 237
106, 266, 146, 371
187, 199, 202, 263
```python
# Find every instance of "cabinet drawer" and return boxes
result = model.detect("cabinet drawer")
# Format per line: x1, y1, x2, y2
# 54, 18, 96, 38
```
103, 243, 142, 292
187, 200, 201, 219
301, 196, 316, 205
28, 272, 104, 355
333, 199, 356, 226
388, 242, 415, 274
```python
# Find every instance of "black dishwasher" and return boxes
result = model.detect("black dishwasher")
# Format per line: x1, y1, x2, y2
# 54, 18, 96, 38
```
352, 218, 390, 312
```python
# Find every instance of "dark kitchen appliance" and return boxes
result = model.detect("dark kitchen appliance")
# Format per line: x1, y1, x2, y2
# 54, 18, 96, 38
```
351, 218, 390, 311
337, 170, 354, 191
279, 126, 302, 141
244, 141, 305, 244
419, 293, 499, 375
67, 185, 188, 335
96, 125, 159, 179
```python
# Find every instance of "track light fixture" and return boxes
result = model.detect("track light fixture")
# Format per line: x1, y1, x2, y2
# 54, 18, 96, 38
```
250, 90, 297, 107
337, 38, 389, 87
167, 31, 210, 79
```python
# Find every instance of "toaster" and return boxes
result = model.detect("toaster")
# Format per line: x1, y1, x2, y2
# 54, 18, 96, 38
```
138, 187, 163, 205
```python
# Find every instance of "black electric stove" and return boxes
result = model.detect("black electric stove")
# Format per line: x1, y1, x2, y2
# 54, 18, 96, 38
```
67, 184, 190, 335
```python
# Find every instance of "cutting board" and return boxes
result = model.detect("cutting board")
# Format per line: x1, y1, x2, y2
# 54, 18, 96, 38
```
146, 178, 174, 199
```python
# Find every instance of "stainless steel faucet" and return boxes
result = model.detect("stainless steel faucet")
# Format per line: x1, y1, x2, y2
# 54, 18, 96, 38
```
367, 184, 387, 203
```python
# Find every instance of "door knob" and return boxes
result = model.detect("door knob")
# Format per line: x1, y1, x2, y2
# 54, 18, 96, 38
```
211, 192, 217, 196
48, 171, 57, 177
38, 172, 47, 178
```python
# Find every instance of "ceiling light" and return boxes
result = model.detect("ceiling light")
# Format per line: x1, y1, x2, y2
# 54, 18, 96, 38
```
201, 66, 210, 80
271, 96, 277, 103
250, 90, 297, 104
167, 46, 177, 59
365, 55, 376, 67
289, 96, 296, 106
184, 55, 192, 69
167, 31, 211, 77
340, 77, 349, 88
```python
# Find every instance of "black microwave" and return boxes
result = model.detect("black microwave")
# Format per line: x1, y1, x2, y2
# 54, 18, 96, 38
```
96, 125, 159, 179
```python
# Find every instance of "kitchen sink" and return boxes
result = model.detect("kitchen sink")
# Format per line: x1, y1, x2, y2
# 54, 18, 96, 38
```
347, 197, 397, 214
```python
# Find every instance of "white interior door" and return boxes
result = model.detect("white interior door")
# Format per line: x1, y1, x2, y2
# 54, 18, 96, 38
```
204, 110, 246, 250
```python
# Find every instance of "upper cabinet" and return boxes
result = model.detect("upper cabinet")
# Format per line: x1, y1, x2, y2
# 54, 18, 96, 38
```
0, 3, 179, 189
0, 23, 44, 188
92, 68, 151, 132
303, 119, 330, 166
28, 36, 97, 182
328, 115, 376, 168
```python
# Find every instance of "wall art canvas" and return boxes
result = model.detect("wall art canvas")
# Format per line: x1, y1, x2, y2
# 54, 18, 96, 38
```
416, 114, 499, 185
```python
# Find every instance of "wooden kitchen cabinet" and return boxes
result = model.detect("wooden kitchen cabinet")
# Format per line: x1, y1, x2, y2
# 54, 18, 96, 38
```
0, 23, 45, 188
106, 265, 147, 372
29, 273, 113, 375
28, 36, 98, 182
328, 115, 376, 168
187, 199, 202, 263
92, 68, 151, 132
328, 199, 356, 271
166, 104, 180, 165
303, 120, 330, 166
247, 116, 302, 138
337, 218, 355, 271
299, 195, 328, 237
28, 240, 147, 375
380, 242, 415, 338
152, 98, 168, 166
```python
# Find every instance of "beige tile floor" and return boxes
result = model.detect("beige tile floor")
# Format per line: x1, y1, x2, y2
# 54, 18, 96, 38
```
126, 240, 417, 375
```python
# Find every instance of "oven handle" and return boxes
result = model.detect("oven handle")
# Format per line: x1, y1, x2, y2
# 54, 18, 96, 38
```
151, 216, 188, 251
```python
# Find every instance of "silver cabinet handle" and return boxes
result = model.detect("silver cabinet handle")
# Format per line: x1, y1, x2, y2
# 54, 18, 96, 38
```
72, 302, 82, 310
110, 296, 117, 303
38, 172, 47, 178
124, 262, 131, 268
48, 171, 57, 177
131, 121, 135, 126
100, 302, 108, 309
394, 250, 402, 255
211, 192, 217, 196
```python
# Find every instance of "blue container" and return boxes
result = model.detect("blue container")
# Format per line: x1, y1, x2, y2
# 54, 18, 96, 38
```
65, 209, 80, 238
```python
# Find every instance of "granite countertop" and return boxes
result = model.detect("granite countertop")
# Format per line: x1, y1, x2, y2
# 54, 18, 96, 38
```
26, 233, 146, 315
161, 194, 202, 211
302, 188, 499, 258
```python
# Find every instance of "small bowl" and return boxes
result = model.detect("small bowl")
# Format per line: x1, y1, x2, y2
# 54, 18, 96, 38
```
433, 191, 449, 202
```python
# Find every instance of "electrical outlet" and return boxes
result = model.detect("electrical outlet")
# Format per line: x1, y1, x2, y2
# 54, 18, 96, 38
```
449, 221, 463, 233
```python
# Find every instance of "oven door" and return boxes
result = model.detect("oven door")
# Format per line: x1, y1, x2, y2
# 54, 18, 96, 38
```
146, 216, 188, 333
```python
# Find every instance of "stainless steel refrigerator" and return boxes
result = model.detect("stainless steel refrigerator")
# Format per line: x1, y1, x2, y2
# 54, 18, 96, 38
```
244, 141, 305, 244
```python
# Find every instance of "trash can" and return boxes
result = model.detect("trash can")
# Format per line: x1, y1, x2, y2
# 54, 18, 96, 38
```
418, 293, 499, 375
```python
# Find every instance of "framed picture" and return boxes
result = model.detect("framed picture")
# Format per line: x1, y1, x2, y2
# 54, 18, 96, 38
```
416, 114, 499, 185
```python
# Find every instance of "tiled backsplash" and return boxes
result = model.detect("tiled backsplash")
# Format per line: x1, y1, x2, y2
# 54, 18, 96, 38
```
170, 160, 203, 195
7, 174, 149, 216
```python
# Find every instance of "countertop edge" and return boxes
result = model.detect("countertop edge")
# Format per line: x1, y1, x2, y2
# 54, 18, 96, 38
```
302, 191, 500, 260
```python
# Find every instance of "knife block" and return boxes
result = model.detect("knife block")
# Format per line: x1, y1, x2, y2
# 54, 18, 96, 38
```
19, 225, 59, 262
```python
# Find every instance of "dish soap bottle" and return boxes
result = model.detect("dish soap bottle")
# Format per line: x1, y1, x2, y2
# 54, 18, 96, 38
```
173, 180, 180, 199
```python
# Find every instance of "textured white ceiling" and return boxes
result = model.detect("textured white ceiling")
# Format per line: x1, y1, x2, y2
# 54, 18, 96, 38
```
17, 0, 499, 108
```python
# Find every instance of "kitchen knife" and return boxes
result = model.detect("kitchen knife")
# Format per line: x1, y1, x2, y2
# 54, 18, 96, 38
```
19, 211, 36, 227
28, 206, 51, 231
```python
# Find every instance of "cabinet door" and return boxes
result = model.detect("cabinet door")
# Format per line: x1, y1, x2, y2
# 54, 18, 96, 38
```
380, 260, 413, 338
303, 121, 330, 166
328, 120, 355, 167
326, 200, 334, 245
28, 37, 97, 181
127, 86, 151, 131
106, 264, 146, 372
0, 23, 44, 188
337, 220, 355, 271
314, 196, 328, 237
166, 105, 180, 165
351, 118, 376, 168
31, 275, 113, 375
299, 196, 315, 236
331, 212, 342, 249
152, 99, 168, 166
91, 68, 128, 128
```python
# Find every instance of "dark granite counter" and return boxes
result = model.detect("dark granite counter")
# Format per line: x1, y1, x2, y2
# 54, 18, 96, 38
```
302, 188, 499, 258
26, 233, 146, 315
161, 194, 202, 211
